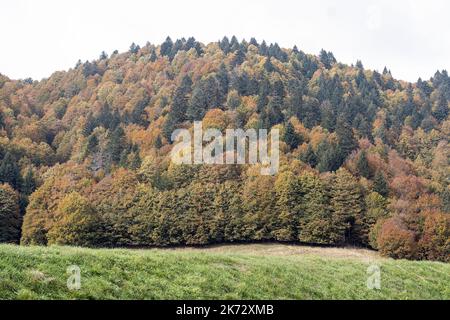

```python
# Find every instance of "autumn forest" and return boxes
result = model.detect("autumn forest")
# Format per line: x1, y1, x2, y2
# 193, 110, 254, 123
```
0, 36, 448, 262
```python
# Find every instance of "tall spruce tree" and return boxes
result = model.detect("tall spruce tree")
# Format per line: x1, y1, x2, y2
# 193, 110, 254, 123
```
0, 152, 21, 190
273, 171, 302, 241
316, 140, 342, 173
216, 63, 229, 103
0, 184, 21, 243
373, 171, 389, 197
171, 75, 193, 123
267, 96, 284, 127
330, 168, 366, 244
21, 168, 36, 196
286, 79, 303, 119
187, 85, 208, 121
283, 122, 301, 150
298, 172, 333, 244
0, 110, 4, 130
300, 144, 318, 168
107, 127, 127, 163
357, 150, 371, 178
160, 37, 173, 57
335, 116, 357, 160
433, 91, 449, 121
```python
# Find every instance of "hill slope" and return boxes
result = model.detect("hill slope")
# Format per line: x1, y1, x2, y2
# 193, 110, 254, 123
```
0, 37, 449, 261
0, 244, 448, 300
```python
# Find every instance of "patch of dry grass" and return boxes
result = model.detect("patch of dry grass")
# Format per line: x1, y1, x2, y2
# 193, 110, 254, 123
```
171, 243, 381, 262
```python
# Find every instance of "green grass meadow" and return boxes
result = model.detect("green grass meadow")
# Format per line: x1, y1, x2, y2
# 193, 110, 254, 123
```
0, 244, 448, 300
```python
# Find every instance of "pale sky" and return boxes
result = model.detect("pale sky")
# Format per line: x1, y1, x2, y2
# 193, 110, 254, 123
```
0, 0, 449, 82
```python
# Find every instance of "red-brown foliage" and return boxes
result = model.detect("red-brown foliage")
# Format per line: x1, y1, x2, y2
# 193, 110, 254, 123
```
377, 218, 418, 259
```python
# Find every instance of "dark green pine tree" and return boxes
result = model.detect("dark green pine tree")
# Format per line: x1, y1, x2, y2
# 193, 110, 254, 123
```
353, 113, 372, 139
82, 113, 97, 137
127, 145, 142, 170
319, 100, 336, 131
162, 76, 193, 142
316, 140, 342, 173
149, 49, 158, 62
232, 71, 249, 96
97, 104, 113, 129
249, 37, 259, 47
433, 91, 449, 121
441, 188, 450, 213
230, 36, 240, 52
216, 63, 229, 103
169, 39, 183, 60
0, 185, 21, 243
355, 60, 364, 69
130, 94, 150, 127
0, 110, 4, 130
356, 150, 371, 178
257, 79, 271, 113
0, 152, 22, 190
232, 48, 245, 67
373, 171, 389, 197
162, 114, 177, 142
21, 167, 36, 196
129, 151, 142, 170
107, 127, 127, 163
82, 61, 99, 77
193, 40, 203, 56
186, 87, 206, 121
203, 76, 221, 109
154, 135, 163, 149
286, 79, 303, 119
119, 150, 129, 168
187, 77, 220, 121
319, 49, 336, 69
283, 122, 301, 150
160, 36, 173, 57
257, 107, 270, 129
171, 75, 193, 123
330, 168, 365, 245
265, 80, 285, 126
259, 40, 268, 56
300, 144, 318, 168
272, 80, 285, 100
110, 109, 122, 130
85, 134, 98, 156
219, 36, 230, 54
417, 78, 433, 97
129, 42, 140, 54
267, 96, 284, 127
335, 116, 357, 160
264, 57, 274, 72
99, 51, 108, 60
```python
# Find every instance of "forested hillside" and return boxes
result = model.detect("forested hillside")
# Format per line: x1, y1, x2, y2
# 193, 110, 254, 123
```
0, 36, 448, 261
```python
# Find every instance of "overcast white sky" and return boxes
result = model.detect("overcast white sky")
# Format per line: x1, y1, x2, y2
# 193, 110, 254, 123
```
0, 0, 449, 82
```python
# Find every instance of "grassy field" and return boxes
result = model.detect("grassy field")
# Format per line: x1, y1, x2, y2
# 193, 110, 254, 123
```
0, 243, 448, 300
